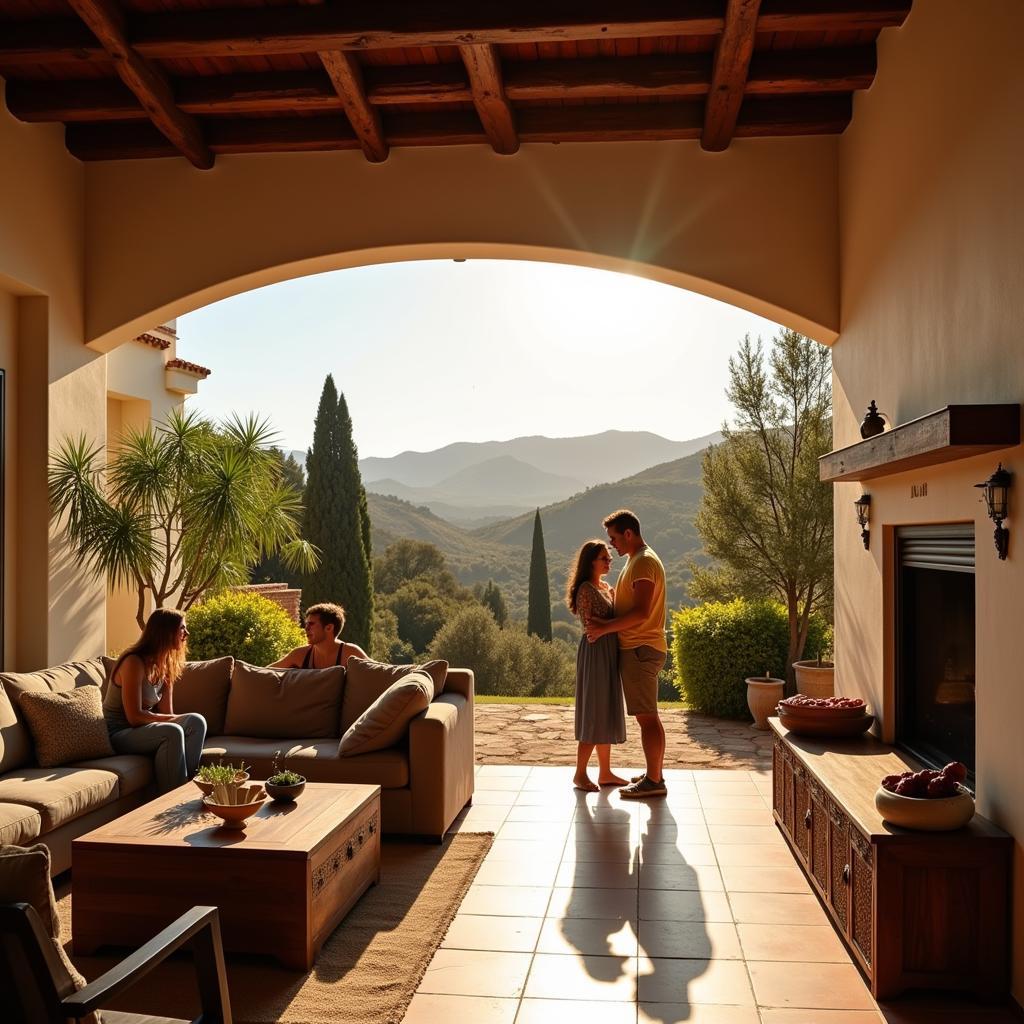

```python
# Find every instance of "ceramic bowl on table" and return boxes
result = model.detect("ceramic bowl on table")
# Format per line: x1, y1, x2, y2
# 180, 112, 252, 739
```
776, 700, 868, 720
202, 784, 267, 830
776, 708, 875, 737
266, 778, 306, 802
193, 771, 249, 797
874, 785, 975, 831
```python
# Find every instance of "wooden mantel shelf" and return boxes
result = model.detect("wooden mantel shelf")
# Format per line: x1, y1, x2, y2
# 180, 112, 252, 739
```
819, 404, 1020, 483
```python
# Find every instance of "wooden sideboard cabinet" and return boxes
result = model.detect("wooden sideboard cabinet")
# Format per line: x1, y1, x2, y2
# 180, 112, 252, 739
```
770, 719, 1012, 1000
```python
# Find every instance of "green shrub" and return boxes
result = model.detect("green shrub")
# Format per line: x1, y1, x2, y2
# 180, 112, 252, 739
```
671, 599, 829, 718
186, 590, 305, 665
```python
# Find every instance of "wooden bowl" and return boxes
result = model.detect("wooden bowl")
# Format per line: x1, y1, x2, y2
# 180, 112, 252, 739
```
777, 709, 875, 737
266, 778, 306, 802
776, 701, 868, 720
874, 786, 975, 831
193, 771, 249, 797
202, 793, 266, 830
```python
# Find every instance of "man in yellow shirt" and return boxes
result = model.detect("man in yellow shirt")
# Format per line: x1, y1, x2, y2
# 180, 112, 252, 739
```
585, 508, 668, 798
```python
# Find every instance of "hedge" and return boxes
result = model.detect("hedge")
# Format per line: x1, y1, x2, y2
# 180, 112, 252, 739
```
186, 590, 305, 666
671, 599, 830, 719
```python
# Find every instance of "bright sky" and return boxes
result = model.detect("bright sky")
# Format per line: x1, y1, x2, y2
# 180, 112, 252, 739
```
178, 259, 784, 459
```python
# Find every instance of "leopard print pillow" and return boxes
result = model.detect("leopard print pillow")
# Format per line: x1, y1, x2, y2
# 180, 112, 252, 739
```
17, 685, 114, 767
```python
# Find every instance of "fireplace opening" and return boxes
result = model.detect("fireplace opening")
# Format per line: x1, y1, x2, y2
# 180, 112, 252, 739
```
896, 525, 976, 780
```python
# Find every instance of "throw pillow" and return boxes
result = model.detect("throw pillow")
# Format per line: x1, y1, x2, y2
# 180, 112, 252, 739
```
341, 658, 447, 732
223, 662, 344, 738
0, 844, 102, 1024
339, 671, 433, 756
17, 686, 114, 768
173, 657, 234, 734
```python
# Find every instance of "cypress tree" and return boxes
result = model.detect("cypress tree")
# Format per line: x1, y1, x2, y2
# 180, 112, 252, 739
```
481, 580, 508, 628
301, 375, 374, 649
527, 509, 552, 641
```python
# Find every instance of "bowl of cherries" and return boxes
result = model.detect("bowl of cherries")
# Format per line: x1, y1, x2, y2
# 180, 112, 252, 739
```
775, 695, 874, 737
875, 762, 975, 831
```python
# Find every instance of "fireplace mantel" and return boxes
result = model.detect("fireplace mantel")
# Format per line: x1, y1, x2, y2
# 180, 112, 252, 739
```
819, 404, 1020, 483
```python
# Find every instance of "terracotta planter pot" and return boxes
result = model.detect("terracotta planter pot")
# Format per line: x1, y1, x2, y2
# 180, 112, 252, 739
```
745, 676, 785, 730
793, 660, 835, 698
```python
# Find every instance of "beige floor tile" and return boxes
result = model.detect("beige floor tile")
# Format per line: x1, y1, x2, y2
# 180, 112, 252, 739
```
442, 914, 543, 953
637, 920, 742, 960
479, 765, 533, 777
536, 917, 639, 957
728, 893, 828, 926
487, 839, 564, 864
638, 1004, 760, 1024
637, 956, 755, 1005
747, 961, 876, 1010
418, 949, 533, 998
719, 864, 810, 894
449, 817, 502, 836
547, 885, 639, 922
477, 777, 529, 792
574, 821, 636, 841
507, 805, 578, 823
515, 790, 583, 807
759, 1009, 882, 1023
641, 823, 712, 844
697, 793, 771, 809
702, 807, 775, 826
640, 843, 718, 866
656, 793, 704, 810
626, 805, 705, 825
555, 861, 638, 888
712, 844, 797, 867
516, 999, 638, 1024
498, 821, 571, 842
475, 860, 560, 887
639, 890, 733, 923
709, 825, 784, 845
737, 923, 850, 963
461, 885, 553, 918
695, 782, 760, 794
525, 952, 638, 1002
459, 808, 512, 827
403, 993, 520, 1023
563, 841, 643, 864
472, 790, 520, 806
640, 863, 724, 892
693, 770, 754, 781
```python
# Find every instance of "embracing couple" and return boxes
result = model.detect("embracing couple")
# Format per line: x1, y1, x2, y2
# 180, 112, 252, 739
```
566, 508, 668, 799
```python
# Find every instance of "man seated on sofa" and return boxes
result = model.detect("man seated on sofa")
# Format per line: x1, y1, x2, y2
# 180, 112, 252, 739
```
269, 602, 368, 671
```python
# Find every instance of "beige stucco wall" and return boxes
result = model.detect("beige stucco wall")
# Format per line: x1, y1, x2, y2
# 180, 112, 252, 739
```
81, 136, 841, 351
835, 0, 1024, 1000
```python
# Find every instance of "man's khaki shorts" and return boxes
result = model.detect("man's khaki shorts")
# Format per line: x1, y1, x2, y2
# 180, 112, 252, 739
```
619, 645, 667, 717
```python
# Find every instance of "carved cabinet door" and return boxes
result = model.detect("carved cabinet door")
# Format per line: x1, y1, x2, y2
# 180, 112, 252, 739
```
793, 765, 811, 864
849, 831, 874, 969
809, 781, 830, 895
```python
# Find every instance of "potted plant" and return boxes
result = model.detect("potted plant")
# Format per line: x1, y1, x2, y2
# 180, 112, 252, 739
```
193, 761, 249, 797
266, 752, 306, 802
793, 647, 835, 698
745, 670, 785, 730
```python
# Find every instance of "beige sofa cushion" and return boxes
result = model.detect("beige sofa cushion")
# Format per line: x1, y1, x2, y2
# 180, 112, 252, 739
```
340, 672, 433, 757
173, 657, 234, 734
202, 737, 409, 788
17, 687, 114, 767
0, 684, 27, 775
341, 658, 447, 732
0, 801, 43, 847
0, 767, 119, 831
70, 754, 153, 797
223, 662, 344, 738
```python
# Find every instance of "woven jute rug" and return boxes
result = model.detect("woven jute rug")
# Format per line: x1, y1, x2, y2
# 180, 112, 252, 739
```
57, 832, 492, 1024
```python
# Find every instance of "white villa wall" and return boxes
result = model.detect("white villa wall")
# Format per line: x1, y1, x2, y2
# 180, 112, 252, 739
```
836, 0, 1024, 1000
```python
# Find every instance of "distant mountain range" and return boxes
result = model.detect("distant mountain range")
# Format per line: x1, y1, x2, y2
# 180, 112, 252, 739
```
354, 429, 720, 524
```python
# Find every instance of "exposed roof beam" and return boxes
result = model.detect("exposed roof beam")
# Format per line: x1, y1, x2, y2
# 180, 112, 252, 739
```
5, 47, 877, 124
65, 96, 852, 160
0, 1, 910, 65
63, 0, 212, 168
318, 50, 388, 161
703, 0, 762, 152
459, 44, 518, 155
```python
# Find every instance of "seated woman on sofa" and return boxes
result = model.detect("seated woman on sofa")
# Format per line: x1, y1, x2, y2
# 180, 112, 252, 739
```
103, 608, 206, 794
269, 602, 368, 670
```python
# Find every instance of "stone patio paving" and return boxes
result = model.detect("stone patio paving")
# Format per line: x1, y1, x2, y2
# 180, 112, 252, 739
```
476, 704, 773, 772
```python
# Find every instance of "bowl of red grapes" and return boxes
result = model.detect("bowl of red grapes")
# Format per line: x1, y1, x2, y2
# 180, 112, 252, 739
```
775, 695, 874, 736
875, 762, 975, 830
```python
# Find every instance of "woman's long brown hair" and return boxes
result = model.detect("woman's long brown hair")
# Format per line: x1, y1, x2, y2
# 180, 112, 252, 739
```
112, 607, 187, 688
565, 540, 611, 615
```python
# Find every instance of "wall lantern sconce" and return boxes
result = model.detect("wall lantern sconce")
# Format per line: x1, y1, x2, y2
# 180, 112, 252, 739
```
975, 463, 1012, 560
854, 493, 871, 549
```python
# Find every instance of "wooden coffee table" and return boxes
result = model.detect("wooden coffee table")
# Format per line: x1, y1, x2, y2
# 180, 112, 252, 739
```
72, 781, 380, 970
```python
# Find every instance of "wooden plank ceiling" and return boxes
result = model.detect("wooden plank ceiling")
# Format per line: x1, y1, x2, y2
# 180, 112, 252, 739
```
0, 0, 912, 166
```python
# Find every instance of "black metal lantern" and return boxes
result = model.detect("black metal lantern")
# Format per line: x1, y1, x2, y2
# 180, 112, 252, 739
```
854, 493, 871, 549
975, 463, 1012, 560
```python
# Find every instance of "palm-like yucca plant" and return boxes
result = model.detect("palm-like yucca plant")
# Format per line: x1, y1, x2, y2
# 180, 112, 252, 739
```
49, 409, 319, 627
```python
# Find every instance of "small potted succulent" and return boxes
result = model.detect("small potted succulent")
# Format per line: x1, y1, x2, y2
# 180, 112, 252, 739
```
193, 761, 250, 797
266, 751, 306, 802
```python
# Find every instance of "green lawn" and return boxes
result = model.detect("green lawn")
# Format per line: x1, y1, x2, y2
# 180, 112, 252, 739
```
476, 695, 689, 710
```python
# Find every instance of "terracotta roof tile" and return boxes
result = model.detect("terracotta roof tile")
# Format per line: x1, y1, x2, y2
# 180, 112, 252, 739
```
134, 332, 172, 351
166, 357, 212, 379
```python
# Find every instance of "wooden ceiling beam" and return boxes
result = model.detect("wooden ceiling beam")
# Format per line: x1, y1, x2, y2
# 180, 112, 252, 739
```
0, 1, 909, 65
459, 44, 518, 155
62, 0, 212, 168
318, 50, 388, 161
703, 0, 762, 152
65, 96, 851, 160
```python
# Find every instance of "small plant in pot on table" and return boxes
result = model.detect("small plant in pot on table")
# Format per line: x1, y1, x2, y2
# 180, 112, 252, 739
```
193, 761, 250, 797
267, 752, 306, 802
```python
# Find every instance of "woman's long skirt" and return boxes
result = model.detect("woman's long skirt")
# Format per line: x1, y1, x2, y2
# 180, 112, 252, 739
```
575, 633, 626, 744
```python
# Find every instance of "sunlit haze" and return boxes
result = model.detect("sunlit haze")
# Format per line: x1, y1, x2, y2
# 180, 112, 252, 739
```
178, 260, 784, 459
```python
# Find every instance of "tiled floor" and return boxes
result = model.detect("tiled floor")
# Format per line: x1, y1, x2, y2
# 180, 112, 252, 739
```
402, 765, 1018, 1024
